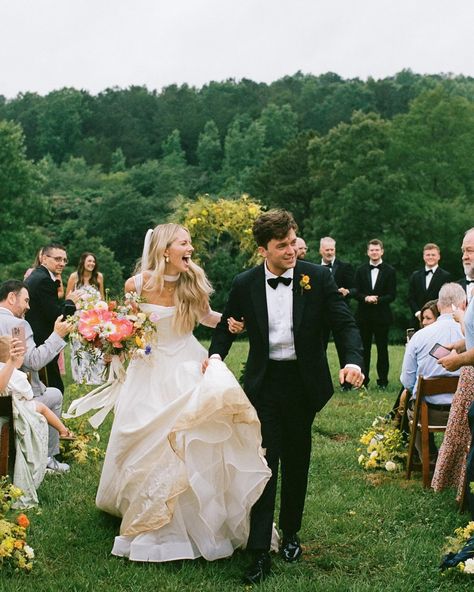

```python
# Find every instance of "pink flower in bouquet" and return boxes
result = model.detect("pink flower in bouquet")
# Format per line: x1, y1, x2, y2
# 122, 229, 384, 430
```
105, 317, 134, 348
78, 309, 111, 341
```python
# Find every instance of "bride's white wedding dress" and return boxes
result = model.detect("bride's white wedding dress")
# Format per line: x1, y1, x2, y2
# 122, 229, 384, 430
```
75, 279, 271, 562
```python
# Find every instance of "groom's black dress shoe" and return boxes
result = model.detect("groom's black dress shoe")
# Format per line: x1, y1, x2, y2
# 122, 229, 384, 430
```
242, 551, 271, 584
280, 533, 302, 562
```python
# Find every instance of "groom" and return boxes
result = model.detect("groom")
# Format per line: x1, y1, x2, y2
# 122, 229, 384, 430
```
207, 209, 364, 584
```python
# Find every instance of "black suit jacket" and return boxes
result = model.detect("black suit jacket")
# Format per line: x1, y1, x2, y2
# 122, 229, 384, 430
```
25, 265, 76, 346
331, 258, 356, 297
408, 267, 451, 315
209, 260, 364, 412
354, 262, 396, 325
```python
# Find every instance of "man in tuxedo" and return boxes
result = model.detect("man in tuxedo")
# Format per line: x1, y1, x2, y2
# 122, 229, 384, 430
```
319, 237, 356, 369
25, 243, 79, 393
408, 243, 451, 324
354, 238, 396, 389
295, 237, 308, 260
0, 279, 73, 471
207, 210, 364, 584
457, 229, 474, 304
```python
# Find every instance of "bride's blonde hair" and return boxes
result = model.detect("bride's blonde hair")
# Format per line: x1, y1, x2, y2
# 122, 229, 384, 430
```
137, 223, 213, 334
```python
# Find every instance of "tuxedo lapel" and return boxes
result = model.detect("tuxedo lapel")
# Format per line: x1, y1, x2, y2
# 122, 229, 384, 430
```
250, 265, 269, 344
292, 263, 306, 336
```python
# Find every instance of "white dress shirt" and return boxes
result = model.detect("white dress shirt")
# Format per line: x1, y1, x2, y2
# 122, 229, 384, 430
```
264, 263, 296, 361
370, 260, 382, 289
425, 265, 438, 289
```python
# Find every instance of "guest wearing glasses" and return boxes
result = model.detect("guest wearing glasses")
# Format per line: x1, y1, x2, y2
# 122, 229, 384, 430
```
25, 243, 81, 392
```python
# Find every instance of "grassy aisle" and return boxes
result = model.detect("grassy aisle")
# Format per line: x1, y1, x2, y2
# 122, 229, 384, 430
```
2, 343, 471, 591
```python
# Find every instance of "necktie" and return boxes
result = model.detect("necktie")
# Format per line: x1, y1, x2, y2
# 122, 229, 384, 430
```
425, 269, 433, 276
267, 276, 292, 290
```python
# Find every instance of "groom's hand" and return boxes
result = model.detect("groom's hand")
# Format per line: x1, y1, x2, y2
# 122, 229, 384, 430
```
339, 366, 364, 389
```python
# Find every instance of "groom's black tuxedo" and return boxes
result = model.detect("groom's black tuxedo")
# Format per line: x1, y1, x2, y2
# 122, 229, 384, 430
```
209, 260, 363, 550
25, 265, 76, 392
210, 260, 363, 412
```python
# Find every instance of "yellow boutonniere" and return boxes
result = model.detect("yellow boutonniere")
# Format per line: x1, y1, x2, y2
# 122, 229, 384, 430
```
299, 274, 311, 295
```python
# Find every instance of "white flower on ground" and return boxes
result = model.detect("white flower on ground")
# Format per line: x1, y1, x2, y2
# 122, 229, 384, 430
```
385, 461, 397, 472
370, 450, 378, 459
463, 558, 474, 574
358, 454, 365, 464
24, 545, 35, 559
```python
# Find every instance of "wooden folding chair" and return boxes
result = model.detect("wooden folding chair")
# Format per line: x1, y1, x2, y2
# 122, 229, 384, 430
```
0, 395, 14, 477
406, 375, 459, 488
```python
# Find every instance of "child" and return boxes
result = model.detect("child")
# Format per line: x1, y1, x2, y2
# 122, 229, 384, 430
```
0, 336, 74, 440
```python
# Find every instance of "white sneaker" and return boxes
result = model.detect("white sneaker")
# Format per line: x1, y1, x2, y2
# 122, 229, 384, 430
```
46, 456, 70, 474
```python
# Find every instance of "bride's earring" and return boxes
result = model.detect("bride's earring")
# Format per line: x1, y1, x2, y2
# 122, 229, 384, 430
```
164, 255, 170, 263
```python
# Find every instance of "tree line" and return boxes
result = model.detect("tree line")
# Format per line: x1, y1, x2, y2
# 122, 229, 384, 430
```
1, 70, 474, 339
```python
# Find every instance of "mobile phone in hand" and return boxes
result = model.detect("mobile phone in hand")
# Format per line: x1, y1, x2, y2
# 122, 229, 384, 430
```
11, 325, 26, 350
429, 343, 451, 360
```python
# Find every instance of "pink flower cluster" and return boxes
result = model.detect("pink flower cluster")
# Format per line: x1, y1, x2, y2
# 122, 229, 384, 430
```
78, 308, 134, 350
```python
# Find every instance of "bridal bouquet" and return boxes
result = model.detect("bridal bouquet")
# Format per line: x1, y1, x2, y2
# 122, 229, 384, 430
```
70, 291, 158, 363
357, 416, 407, 472
0, 477, 34, 572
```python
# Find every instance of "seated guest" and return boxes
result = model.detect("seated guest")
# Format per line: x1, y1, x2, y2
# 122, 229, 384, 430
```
0, 336, 48, 507
419, 299, 440, 329
401, 283, 466, 459
0, 280, 72, 472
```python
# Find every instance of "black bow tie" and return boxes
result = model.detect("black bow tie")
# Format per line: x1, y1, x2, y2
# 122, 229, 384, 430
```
425, 269, 434, 276
267, 276, 292, 290
369, 264, 380, 270
467, 279, 474, 285
324, 263, 333, 269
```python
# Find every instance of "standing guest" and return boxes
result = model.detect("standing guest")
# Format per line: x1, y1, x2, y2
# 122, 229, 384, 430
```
433, 228, 474, 498
295, 237, 308, 260
458, 230, 474, 304
66, 253, 106, 384
0, 279, 72, 472
319, 237, 356, 371
354, 239, 396, 389
408, 243, 451, 325
207, 209, 364, 584
25, 243, 80, 393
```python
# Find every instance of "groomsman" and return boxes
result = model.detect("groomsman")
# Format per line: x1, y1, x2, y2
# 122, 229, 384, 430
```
408, 243, 451, 323
207, 210, 364, 584
354, 239, 396, 388
295, 237, 308, 260
319, 237, 356, 369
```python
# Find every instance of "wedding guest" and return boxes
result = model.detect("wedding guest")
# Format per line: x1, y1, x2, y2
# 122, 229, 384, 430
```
433, 228, 474, 499
66, 253, 105, 384
25, 243, 80, 393
354, 239, 396, 389
0, 279, 72, 473
207, 209, 364, 584
401, 283, 466, 460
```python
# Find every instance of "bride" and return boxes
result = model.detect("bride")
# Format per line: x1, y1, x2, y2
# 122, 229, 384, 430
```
69, 223, 271, 562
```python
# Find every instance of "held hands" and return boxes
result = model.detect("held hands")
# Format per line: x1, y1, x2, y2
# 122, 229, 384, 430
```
54, 315, 74, 338
339, 366, 365, 389
227, 317, 245, 334
338, 287, 350, 297
365, 295, 378, 304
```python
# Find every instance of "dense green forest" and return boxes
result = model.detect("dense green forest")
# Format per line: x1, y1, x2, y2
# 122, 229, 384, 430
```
1, 70, 474, 337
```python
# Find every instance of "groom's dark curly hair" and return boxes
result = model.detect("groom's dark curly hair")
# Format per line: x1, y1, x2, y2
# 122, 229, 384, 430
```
252, 209, 298, 248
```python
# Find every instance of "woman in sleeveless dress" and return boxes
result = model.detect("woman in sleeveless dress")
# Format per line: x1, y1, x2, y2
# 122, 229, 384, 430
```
66, 253, 106, 384
68, 224, 270, 562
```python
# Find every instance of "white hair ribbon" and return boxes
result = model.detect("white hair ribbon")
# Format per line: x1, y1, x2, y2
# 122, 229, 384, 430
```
141, 228, 154, 271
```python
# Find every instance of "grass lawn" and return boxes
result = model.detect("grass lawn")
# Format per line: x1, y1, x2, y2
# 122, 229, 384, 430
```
2, 342, 472, 591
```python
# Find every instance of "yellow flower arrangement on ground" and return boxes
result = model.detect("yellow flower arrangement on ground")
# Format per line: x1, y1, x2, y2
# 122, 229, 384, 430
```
357, 416, 407, 472
0, 477, 34, 572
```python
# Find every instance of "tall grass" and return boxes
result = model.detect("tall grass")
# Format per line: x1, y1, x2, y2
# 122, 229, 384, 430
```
2, 343, 471, 591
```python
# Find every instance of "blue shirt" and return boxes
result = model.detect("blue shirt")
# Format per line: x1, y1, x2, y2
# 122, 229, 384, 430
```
465, 297, 474, 350
400, 313, 463, 404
